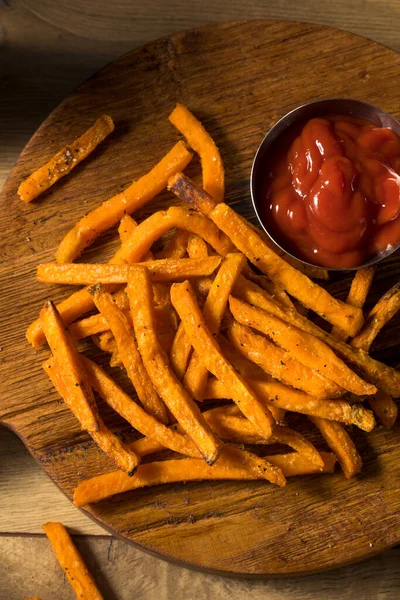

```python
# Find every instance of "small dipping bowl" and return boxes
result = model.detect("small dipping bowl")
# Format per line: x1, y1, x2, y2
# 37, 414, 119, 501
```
250, 98, 400, 271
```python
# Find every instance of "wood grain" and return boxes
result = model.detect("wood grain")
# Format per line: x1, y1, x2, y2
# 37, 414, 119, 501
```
1, 18, 400, 577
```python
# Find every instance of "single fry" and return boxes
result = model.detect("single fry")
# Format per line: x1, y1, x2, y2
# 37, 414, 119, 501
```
331, 266, 376, 341
244, 272, 294, 308
205, 378, 375, 431
41, 301, 99, 431
128, 266, 222, 464
90, 284, 168, 424
18, 115, 114, 203
228, 319, 343, 400
169, 103, 224, 202
42, 522, 104, 600
310, 417, 362, 479
368, 390, 398, 429
170, 280, 276, 438
118, 214, 137, 242
168, 173, 364, 335
45, 360, 139, 474
184, 253, 247, 400
229, 297, 376, 396
154, 229, 189, 259
56, 141, 193, 263
351, 282, 400, 351
69, 312, 110, 340
37, 256, 222, 285
187, 233, 209, 258
233, 275, 400, 397
170, 322, 193, 380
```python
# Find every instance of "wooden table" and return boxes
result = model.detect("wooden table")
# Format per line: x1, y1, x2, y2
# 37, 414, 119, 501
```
1, 1, 400, 597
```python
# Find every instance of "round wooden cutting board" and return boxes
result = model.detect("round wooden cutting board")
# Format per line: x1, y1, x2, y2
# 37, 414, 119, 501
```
1, 20, 400, 578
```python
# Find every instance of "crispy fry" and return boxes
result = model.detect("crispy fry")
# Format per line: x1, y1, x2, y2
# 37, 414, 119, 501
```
310, 417, 362, 479
184, 253, 247, 400
154, 229, 189, 259
170, 280, 276, 438
168, 174, 363, 335
331, 266, 376, 341
128, 266, 221, 464
170, 322, 193, 380
368, 390, 398, 429
187, 233, 209, 258
118, 214, 137, 242
205, 378, 375, 431
37, 257, 222, 285
90, 284, 168, 424
351, 282, 400, 351
42, 522, 104, 600
229, 297, 376, 396
228, 319, 343, 399
18, 115, 114, 203
233, 275, 400, 397
244, 272, 294, 308
73, 449, 339, 507
69, 313, 110, 340
41, 301, 99, 431
45, 360, 139, 474
169, 104, 224, 202
56, 141, 193, 263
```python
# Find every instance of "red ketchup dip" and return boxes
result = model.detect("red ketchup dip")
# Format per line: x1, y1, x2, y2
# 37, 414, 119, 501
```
261, 116, 400, 268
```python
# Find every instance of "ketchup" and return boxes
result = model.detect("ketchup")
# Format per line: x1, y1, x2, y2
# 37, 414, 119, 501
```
261, 116, 400, 268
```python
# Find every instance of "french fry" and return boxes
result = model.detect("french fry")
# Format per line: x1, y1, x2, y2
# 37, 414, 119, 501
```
170, 280, 276, 438
168, 173, 364, 335
187, 233, 209, 258
204, 378, 375, 431
42, 522, 104, 600
331, 266, 376, 341
41, 301, 99, 431
37, 257, 222, 285
232, 275, 400, 397
310, 417, 362, 479
73, 450, 338, 507
118, 214, 137, 242
244, 272, 294, 308
45, 360, 140, 474
128, 266, 222, 464
170, 322, 193, 380
368, 390, 398, 429
169, 103, 224, 202
154, 229, 189, 259
351, 282, 400, 351
228, 319, 344, 399
18, 115, 114, 204
90, 284, 168, 424
184, 253, 247, 400
229, 297, 376, 396
69, 313, 110, 340
55, 141, 193, 263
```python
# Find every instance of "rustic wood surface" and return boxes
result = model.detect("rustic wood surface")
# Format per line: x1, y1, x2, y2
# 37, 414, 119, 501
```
1, 0, 400, 596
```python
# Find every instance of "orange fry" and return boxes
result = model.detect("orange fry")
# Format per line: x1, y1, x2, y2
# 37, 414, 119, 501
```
41, 301, 99, 431
368, 390, 398, 429
228, 319, 343, 400
154, 229, 189, 259
229, 297, 376, 396
37, 256, 222, 285
310, 417, 362, 479
170, 280, 276, 439
169, 103, 224, 202
184, 253, 247, 400
170, 322, 193, 380
18, 115, 114, 203
331, 266, 376, 341
56, 141, 193, 263
351, 281, 400, 351
204, 378, 375, 431
168, 173, 364, 335
90, 284, 168, 424
42, 522, 104, 600
187, 233, 209, 258
118, 214, 137, 242
128, 266, 221, 464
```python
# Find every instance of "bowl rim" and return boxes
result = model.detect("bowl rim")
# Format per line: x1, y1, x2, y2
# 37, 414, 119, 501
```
250, 97, 400, 272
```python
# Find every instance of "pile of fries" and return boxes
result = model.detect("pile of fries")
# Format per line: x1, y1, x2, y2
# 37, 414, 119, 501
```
22, 104, 400, 507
